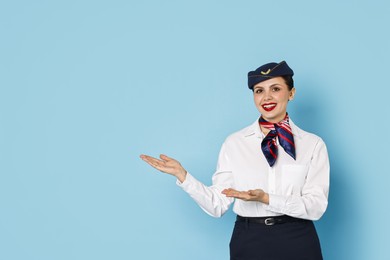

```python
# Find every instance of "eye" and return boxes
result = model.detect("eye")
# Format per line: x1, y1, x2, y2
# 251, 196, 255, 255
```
254, 88, 263, 94
272, 87, 281, 92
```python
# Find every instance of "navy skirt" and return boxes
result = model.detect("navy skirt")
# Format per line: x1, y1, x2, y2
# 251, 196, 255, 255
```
229, 218, 323, 260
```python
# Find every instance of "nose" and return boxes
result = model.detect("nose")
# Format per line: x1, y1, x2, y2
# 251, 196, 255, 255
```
263, 90, 272, 101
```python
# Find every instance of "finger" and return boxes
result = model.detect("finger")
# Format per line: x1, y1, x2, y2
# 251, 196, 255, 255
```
248, 190, 257, 195
139, 154, 149, 160
235, 191, 252, 199
224, 189, 245, 198
141, 156, 167, 169
142, 158, 162, 169
143, 160, 172, 173
141, 154, 164, 163
140, 154, 159, 162
249, 189, 264, 196
160, 154, 175, 162
222, 188, 236, 195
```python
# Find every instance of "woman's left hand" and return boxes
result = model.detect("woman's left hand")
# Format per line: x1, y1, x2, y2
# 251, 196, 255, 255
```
222, 188, 269, 204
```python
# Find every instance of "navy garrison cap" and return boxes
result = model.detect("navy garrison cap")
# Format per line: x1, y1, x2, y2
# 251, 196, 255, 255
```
248, 61, 294, 89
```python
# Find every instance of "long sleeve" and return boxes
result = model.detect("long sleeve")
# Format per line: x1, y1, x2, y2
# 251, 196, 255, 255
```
176, 143, 235, 218
263, 139, 330, 220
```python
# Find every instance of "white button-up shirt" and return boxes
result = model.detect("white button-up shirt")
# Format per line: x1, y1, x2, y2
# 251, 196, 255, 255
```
177, 118, 330, 220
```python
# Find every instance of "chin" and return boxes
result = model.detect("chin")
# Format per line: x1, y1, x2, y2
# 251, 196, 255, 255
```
260, 111, 275, 118
261, 112, 284, 122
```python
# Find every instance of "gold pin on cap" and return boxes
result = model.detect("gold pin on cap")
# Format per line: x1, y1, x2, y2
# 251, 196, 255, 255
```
260, 69, 271, 75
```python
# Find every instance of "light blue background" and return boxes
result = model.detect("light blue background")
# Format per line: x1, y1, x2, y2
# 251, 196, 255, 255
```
1, 1, 389, 259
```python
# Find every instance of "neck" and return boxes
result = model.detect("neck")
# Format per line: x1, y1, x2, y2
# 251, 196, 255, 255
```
259, 113, 290, 135
261, 112, 289, 123
260, 125, 271, 135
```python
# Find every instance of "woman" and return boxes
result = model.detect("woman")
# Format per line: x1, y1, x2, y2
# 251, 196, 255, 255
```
140, 61, 329, 260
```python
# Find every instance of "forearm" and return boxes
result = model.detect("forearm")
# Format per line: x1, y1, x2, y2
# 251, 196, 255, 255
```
177, 172, 234, 218
264, 189, 328, 220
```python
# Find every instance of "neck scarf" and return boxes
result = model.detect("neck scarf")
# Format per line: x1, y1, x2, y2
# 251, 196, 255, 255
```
259, 114, 296, 167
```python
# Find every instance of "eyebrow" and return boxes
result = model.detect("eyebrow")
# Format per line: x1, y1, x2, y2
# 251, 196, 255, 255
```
254, 83, 282, 90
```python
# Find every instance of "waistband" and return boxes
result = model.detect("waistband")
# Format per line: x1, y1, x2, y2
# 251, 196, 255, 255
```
236, 215, 309, 226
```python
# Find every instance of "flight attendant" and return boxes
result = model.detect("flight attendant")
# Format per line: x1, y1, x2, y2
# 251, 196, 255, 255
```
140, 61, 329, 260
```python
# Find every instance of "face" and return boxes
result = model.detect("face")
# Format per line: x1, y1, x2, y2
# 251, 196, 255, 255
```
253, 77, 296, 123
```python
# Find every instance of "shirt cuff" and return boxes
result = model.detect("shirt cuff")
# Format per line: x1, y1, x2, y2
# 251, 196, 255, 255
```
176, 172, 195, 191
263, 193, 287, 213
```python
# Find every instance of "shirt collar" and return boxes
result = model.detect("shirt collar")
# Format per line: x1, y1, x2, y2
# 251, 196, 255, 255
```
242, 117, 303, 140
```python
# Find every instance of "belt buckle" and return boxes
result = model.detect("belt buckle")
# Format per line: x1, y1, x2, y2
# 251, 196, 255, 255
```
265, 218, 275, 226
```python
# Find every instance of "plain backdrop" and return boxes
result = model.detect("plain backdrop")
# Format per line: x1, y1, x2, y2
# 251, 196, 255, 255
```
1, 0, 389, 259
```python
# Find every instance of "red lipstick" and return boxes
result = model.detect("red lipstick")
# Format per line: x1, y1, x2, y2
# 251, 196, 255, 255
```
262, 103, 277, 112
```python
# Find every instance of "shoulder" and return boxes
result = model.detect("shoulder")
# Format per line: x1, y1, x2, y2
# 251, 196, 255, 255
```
223, 120, 259, 144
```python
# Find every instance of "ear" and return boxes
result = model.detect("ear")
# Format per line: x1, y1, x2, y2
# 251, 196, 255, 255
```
289, 87, 296, 101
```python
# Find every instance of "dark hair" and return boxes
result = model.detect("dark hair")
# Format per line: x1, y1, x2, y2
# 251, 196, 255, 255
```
281, 75, 294, 90
250, 75, 294, 92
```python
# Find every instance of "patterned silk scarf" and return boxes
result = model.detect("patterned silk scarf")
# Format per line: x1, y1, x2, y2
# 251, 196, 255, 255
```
259, 114, 296, 167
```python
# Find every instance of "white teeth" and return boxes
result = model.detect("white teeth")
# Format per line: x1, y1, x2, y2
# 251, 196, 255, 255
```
263, 104, 276, 108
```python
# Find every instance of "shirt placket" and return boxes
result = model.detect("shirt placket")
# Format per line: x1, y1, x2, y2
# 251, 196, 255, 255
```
268, 138, 279, 195
268, 166, 276, 195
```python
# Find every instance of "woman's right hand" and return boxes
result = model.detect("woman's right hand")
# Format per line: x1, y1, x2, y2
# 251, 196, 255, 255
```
139, 154, 187, 183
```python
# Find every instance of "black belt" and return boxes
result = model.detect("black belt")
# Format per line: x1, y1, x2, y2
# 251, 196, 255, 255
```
236, 215, 308, 226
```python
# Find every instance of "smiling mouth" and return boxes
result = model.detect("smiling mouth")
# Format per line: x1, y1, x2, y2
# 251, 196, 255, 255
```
262, 103, 276, 112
